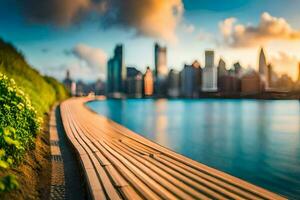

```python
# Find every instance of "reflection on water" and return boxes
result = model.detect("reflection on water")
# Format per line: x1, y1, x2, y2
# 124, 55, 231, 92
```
87, 99, 300, 198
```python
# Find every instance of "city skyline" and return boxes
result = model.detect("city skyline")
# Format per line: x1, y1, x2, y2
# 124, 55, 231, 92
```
1, 0, 300, 81
64, 42, 299, 98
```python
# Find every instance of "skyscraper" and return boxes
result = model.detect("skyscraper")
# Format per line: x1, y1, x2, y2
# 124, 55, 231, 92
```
259, 48, 268, 86
167, 69, 180, 98
181, 63, 201, 97
217, 58, 227, 78
144, 67, 154, 96
63, 69, 76, 96
267, 64, 273, 88
202, 50, 218, 92
154, 43, 168, 96
154, 43, 168, 78
107, 44, 126, 97
125, 67, 143, 98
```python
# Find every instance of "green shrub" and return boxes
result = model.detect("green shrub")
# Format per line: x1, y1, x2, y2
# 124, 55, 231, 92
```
0, 74, 40, 192
0, 74, 40, 163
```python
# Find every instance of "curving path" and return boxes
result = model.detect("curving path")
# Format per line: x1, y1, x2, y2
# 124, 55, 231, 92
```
60, 97, 286, 200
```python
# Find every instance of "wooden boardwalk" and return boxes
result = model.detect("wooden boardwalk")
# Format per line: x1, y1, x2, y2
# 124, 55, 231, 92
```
60, 97, 286, 200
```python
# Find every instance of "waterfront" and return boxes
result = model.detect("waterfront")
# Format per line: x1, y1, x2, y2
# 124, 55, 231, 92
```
87, 99, 300, 199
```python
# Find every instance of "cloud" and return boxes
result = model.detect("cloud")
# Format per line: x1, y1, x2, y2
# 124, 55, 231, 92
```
71, 44, 107, 73
219, 12, 300, 47
19, 0, 102, 26
219, 17, 236, 44
270, 52, 299, 81
18, 0, 184, 42
182, 24, 195, 33
44, 61, 106, 81
43, 44, 107, 81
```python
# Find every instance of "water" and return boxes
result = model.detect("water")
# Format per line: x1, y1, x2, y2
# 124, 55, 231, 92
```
87, 99, 300, 199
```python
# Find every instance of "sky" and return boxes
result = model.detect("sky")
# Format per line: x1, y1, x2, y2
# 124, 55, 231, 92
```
1, 0, 300, 81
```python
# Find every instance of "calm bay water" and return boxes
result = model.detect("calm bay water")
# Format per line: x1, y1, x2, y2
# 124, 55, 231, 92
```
87, 99, 300, 199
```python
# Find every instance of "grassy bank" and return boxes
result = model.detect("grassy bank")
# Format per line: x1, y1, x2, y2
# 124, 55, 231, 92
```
0, 38, 68, 198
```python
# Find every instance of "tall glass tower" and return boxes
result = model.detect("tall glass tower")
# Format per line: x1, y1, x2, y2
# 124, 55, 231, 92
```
107, 44, 126, 96
154, 43, 168, 79
259, 48, 267, 78
202, 50, 218, 92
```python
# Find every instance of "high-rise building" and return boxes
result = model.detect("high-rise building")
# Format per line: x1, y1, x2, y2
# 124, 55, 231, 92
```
154, 43, 168, 78
125, 67, 143, 98
202, 50, 218, 92
181, 62, 202, 98
259, 48, 268, 87
218, 58, 227, 78
63, 70, 76, 96
154, 43, 168, 96
63, 70, 72, 90
144, 67, 154, 97
217, 60, 240, 93
267, 64, 273, 88
167, 69, 180, 98
107, 44, 126, 97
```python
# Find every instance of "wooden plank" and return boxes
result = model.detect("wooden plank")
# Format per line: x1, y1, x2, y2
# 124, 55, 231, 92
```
60, 98, 287, 200
67, 112, 122, 200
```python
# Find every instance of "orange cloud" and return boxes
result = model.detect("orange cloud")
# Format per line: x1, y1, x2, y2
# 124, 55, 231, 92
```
105, 0, 184, 42
19, 0, 183, 42
220, 12, 300, 47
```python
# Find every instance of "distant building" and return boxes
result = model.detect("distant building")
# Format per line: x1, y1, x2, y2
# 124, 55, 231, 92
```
154, 43, 168, 96
276, 74, 294, 91
181, 62, 202, 98
76, 80, 86, 96
144, 67, 154, 97
267, 64, 273, 88
241, 70, 262, 94
93, 79, 105, 95
71, 82, 76, 96
154, 43, 168, 79
233, 62, 243, 77
295, 63, 300, 91
298, 62, 300, 82
202, 50, 217, 92
125, 67, 143, 98
259, 48, 268, 88
107, 44, 126, 97
218, 58, 229, 92
167, 69, 180, 98
218, 58, 227, 78
192, 60, 202, 91
218, 75, 240, 93
63, 70, 76, 96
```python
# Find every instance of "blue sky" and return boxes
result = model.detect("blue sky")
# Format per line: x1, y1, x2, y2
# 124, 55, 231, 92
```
1, 0, 300, 81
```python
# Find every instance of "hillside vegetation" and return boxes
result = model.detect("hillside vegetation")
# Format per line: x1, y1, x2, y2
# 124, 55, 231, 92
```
0, 38, 68, 115
0, 38, 68, 196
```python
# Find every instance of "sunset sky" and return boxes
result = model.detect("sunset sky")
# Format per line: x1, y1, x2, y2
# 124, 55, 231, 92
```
1, 0, 300, 81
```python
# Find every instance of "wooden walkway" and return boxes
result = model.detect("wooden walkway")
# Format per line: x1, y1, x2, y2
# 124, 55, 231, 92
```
60, 97, 286, 200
